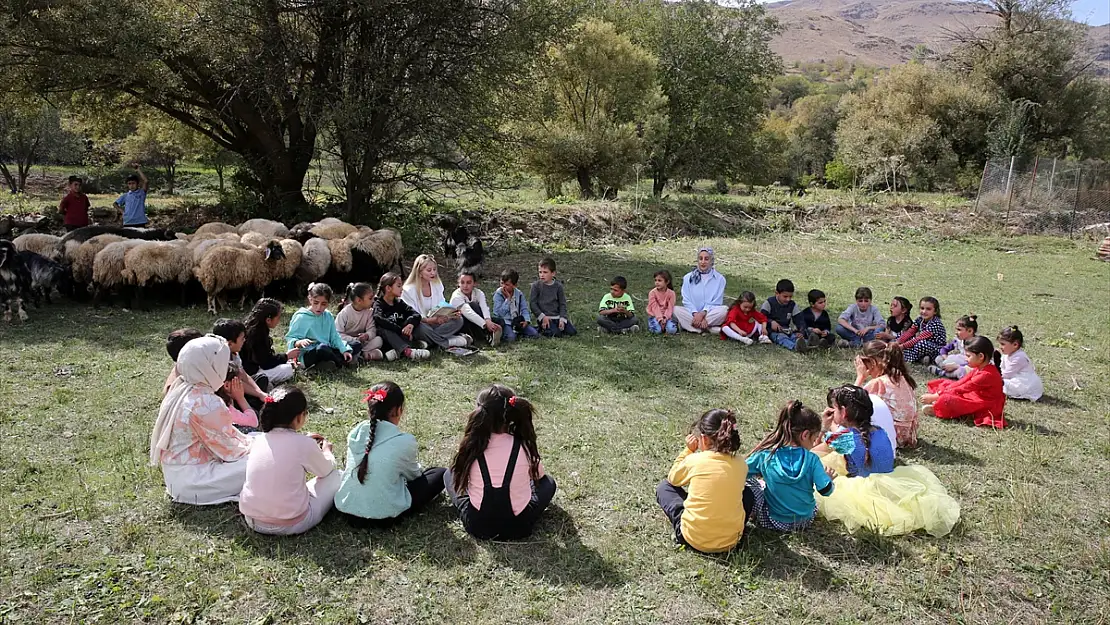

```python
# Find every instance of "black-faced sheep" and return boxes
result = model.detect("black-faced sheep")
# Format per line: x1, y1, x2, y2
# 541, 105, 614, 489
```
15, 251, 71, 307
238, 219, 289, 239
13, 233, 63, 263
194, 240, 286, 314
0, 240, 30, 322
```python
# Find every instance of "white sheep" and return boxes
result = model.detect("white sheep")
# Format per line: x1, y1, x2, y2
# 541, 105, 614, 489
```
238, 218, 289, 239
240, 231, 270, 247
310, 218, 358, 240
122, 241, 193, 288
194, 222, 238, 237
268, 239, 304, 283
295, 237, 332, 284
189, 238, 251, 266
13, 233, 63, 262
194, 240, 286, 314
70, 234, 126, 284
92, 240, 146, 304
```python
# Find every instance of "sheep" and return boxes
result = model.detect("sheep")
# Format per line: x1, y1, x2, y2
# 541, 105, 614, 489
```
353, 228, 405, 274
268, 239, 303, 283
238, 218, 289, 239
189, 238, 251, 266
310, 218, 358, 240
15, 251, 71, 307
121, 240, 194, 309
69, 234, 127, 284
328, 237, 355, 273
13, 233, 63, 262
315, 228, 405, 291
194, 240, 286, 314
295, 237, 331, 284
194, 222, 238, 237
59, 226, 176, 261
91, 240, 146, 306
240, 231, 270, 247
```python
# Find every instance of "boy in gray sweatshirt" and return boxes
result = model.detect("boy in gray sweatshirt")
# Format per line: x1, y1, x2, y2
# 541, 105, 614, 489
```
529, 257, 577, 338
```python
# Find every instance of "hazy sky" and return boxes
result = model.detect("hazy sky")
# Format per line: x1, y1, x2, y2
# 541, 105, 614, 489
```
755, 0, 1109, 26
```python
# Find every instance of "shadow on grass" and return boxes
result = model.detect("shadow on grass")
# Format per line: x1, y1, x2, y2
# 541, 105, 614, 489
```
1004, 419, 1061, 437
1031, 395, 1081, 410
904, 440, 985, 466
482, 505, 625, 588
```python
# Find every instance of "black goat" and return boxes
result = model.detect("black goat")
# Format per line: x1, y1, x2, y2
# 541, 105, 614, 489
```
17, 251, 72, 307
0, 240, 30, 322
439, 216, 485, 278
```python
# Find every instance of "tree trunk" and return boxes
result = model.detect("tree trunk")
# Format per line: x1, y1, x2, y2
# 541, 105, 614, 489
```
0, 163, 16, 194
17, 158, 32, 193
576, 166, 594, 199
215, 164, 225, 193
165, 161, 176, 195
652, 172, 667, 197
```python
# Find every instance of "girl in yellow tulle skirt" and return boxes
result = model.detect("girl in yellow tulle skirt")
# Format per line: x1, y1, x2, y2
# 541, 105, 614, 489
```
815, 385, 961, 537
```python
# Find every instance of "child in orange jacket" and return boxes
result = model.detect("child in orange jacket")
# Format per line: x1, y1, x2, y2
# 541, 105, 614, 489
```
921, 336, 1006, 428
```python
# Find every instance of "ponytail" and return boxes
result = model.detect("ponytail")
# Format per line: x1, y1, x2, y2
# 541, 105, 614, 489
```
694, 408, 741, 455
377, 272, 402, 299
341, 282, 374, 314
998, 325, 1024, 348
752, 400, 820, 455
258, 385, 308, 432
356, 381, 405, 483
882, 341, 917, 389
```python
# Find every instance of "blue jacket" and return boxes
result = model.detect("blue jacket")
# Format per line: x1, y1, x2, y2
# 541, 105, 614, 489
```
492, 287, 531, 322
334, 420, 422, 519
747, 446, 833, 524
285, 308, 350, 363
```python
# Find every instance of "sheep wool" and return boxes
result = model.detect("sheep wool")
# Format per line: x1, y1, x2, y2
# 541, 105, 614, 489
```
240, 231, 270, 247
268, 239, 304, 282
194, 222, 238, 237
194, 241, 284, 314
328, 238, 355, 273
93, 240, 146, 288
70, 234, 126, 283
122, 241, 193, 286
295, 237, 331, 283
353, 228, 405, 273
13, 234, 63, 262
310, 218, 358, 240
190, 238, 251, 266
238, 218, 289, 239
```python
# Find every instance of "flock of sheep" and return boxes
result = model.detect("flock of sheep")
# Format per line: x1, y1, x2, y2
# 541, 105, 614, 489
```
2, 218, 405, 319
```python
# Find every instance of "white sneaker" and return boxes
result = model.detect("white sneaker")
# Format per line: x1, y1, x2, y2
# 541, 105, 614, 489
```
384, 349, 399, 362
758, 335, 772, 344
447, 336, 468, 348
738, 336, 754, 345
625, 324, 640, 334
406, 348, 431, 360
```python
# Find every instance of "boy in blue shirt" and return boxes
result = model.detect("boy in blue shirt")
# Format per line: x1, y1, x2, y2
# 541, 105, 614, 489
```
114, 163, 149, 226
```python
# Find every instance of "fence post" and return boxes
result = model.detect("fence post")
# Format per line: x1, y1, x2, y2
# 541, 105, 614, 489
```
1070, 166, 1082, 238
1049, 158, 1057, 195
973, 159, 988, 213
1005, 156, 1016, 227
1028, 157, 1039, 197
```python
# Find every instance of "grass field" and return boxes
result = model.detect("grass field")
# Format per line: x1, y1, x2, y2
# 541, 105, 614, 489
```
1, 233, 1108, 624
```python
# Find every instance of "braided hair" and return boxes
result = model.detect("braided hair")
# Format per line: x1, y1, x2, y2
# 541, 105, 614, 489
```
751, 400, 822, 455
828, 384, 875, 472
449, 384, 540, 495
693, 409, 741, 455
356, 381, 405, 484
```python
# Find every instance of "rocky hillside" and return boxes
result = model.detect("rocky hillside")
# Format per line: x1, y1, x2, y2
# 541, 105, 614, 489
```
765, 0, 1110, 75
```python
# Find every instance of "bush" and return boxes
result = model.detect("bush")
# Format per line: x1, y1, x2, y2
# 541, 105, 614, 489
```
825, 159, 854, 189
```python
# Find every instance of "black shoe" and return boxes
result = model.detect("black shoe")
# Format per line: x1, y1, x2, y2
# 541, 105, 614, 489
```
254, 374, 272, 392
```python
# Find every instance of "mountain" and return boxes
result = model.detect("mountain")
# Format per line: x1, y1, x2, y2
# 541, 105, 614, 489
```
764, 0, 1110, 75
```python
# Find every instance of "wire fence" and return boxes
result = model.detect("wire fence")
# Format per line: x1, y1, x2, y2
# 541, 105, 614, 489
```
974, 157, 1110, 236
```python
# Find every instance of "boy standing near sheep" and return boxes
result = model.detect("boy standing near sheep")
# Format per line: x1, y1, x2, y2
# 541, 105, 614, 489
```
114, 163, 149, 227
58, 176, 90, 231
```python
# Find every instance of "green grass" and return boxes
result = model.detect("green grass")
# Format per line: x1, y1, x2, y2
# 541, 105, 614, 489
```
1, 233, 1108, 624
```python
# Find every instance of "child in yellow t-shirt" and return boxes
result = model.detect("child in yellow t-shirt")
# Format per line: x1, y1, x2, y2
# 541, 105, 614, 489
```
655, 409, 748, 553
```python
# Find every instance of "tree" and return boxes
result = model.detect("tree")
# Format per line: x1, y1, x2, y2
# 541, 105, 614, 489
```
834, 64, 997, 190
196, 139, 239, 195
520, 20, 664, 199
609, 0, 781, 196
121, 116, 201, 195
0, 92, 77, 193
948, 0, 1100, 155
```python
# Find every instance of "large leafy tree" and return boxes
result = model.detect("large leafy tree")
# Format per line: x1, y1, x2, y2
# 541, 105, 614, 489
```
609, 0, 780, 196
0, 92, 79, 193
520, 19, 664, 199
121, 115, 203, 195
948, 0, 1100, 155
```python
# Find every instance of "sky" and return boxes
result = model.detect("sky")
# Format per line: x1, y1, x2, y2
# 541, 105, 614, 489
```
753, 0, 1109, 26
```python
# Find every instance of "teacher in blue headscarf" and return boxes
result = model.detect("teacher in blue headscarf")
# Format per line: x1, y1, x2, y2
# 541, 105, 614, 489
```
672, 247, 729, 334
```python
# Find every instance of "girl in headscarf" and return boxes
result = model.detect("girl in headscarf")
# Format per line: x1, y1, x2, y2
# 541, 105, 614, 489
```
672, 247, 729, 334
151, 335, 254, 505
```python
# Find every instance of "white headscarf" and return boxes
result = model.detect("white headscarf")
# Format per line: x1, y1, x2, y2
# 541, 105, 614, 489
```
149, 335, 230, 465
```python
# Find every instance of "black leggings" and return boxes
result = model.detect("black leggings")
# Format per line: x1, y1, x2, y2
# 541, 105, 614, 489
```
343, 467, 447, 529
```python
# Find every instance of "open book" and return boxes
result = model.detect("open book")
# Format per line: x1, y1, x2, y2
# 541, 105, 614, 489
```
426, 302, 457, 318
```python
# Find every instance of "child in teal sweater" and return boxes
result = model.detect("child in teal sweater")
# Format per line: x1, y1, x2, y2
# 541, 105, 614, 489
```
285, 283, 352, 371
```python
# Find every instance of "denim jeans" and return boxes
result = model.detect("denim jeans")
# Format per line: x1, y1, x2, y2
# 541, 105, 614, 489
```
834, 325, 877, 346
770, 331, 799, 350
647, 317, 678, 335
497, 317, 540, 342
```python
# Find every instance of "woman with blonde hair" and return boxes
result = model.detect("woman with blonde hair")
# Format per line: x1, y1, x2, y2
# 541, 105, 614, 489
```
401, 254, 469, 349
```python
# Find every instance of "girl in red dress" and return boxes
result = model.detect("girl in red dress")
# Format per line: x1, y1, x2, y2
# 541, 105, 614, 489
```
921, 337, 1006, 428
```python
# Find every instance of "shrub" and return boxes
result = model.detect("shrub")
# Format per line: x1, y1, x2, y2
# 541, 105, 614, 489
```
825, 159, 854, 189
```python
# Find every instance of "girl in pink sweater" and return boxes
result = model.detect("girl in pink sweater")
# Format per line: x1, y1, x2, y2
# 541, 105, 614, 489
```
647, 270, 678, 335
239, 386, 341, 535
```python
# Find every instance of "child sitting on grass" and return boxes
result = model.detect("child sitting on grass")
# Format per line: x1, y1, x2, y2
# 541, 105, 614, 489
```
215, 363, 258, 433
445, 384, 557, 540
721, 291, 770, 344
876, 296, 913, 342
239, 386, 341, 536
163, 327, 203, 395
450, 271, 503, 347
897, 297, 947, 365
836, 287, 885, 348
745, 400, 835, 531
335, 282, 386, 363
242, 298, 298, 388
655, 409, 750, 553
335, 382, 447, 527
212, 318, 268, 407
922, 336, 1006, 428
803, 289, 835, 348
856, 340, 919, 448
372, 273, 432, 361
760, 279, 810, 353
530, 257, 576, 338
286, 283, 354, 371
493, 269, 540, 342
646, 270, 677, 335
997, 326, 1043, 401
929, 315, 977, 380
597, 275, 640, 334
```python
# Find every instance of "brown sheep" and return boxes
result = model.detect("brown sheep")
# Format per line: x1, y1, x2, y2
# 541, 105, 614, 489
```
195, 240, 286, 314
70, 234, 126, 284
194, 222, 238, 237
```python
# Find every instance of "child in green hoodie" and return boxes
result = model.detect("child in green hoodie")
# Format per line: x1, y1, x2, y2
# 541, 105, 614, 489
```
285, 283, 353, 371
